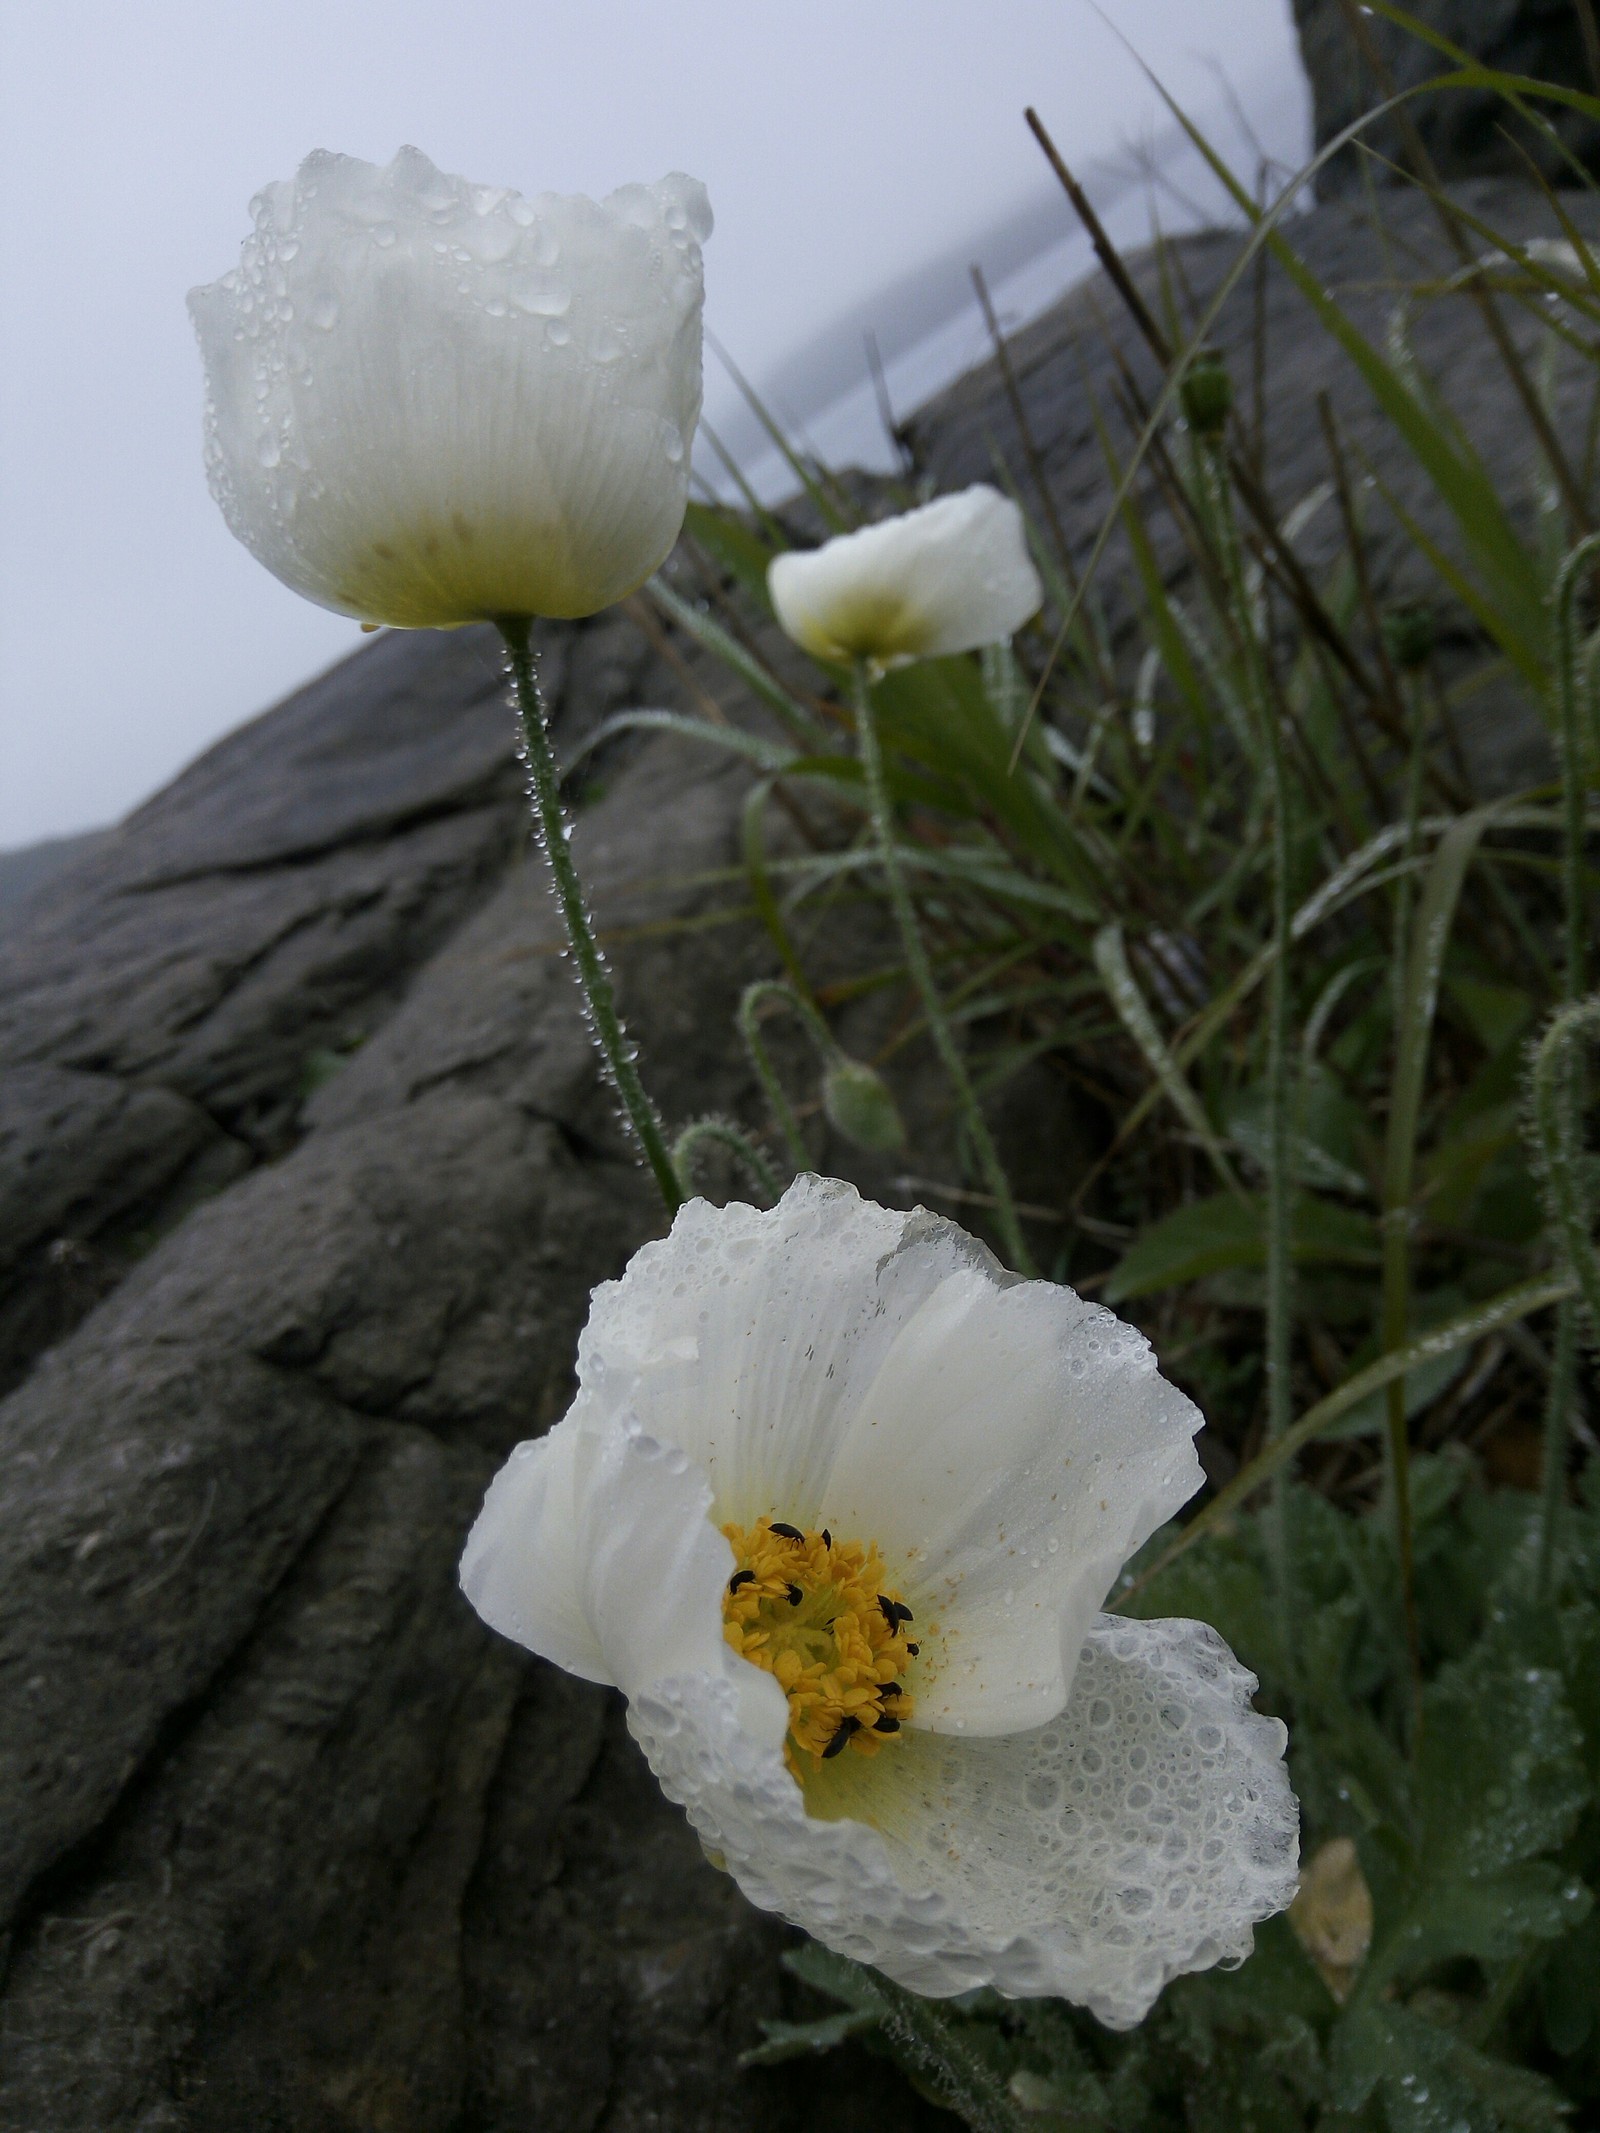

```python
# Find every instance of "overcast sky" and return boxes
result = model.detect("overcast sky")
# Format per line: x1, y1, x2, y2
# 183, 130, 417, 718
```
0, 0, 1307, 850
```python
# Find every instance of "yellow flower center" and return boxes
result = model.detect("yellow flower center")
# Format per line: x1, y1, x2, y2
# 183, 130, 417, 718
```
721, 1516, 919, 1774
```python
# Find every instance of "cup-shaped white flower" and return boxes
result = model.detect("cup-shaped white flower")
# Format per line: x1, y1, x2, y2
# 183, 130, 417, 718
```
189, 147, 710, 627
767, 486, 1043, 670
461, 1176, 1297, 2026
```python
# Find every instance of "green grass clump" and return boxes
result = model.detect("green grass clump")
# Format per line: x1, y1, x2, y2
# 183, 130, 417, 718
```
647, 13, 1600, 2126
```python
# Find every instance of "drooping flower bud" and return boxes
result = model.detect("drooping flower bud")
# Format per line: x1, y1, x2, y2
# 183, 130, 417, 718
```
822, 1054, 907, 1152
1179, 347, 1233, 439
1381, 601, 1435, 671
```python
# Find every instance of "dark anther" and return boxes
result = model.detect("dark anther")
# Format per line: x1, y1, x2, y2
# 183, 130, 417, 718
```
877, 1594, 898, 1629
822, 1716, 861, 1759
880, 1681, 902, 1698
893, 1601, 914, 1625
769, 1521, 805, 1542
786, 1583, 803, 1606
906, 1642, 920, 1657
873, 1713, 901, 1734
728, 1569, 755, 1593
821, 1529, 832, 1548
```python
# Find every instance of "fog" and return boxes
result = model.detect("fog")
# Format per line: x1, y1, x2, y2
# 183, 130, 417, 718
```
0, 0, 1307, 847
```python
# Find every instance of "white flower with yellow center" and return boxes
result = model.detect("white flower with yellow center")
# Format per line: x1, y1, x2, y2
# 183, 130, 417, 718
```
766, 486, 1044, 670
461, 1177, 1297, 2027
189, 147, 710, 628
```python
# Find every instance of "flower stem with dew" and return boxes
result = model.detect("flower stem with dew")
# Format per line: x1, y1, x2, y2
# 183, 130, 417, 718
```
1538, 539, 1600, 1592
672, 1117, 783, 1206
498, 616, 683, 1217
737, 980, 816, 1173
851, 662, 1035, 1274
856, 1970, 1026, 2133
1193, 421, 1297, 1616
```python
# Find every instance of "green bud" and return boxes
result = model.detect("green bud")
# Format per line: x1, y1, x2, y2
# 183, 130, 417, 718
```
1380, 601, 1435, 671
1180, 348, 1232, 438
822, 1056, 906, 1153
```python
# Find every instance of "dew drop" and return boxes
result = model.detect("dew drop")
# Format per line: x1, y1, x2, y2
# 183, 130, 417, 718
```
512, 281, 570, 318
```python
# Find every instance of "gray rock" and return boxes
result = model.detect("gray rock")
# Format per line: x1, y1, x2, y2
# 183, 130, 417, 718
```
0, 832, 109, 924
0, 592, 958, 2128
1291, 0, 1600, 191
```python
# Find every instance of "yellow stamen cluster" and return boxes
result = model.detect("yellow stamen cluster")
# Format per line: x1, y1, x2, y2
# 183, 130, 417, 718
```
721, 1516, 919, 1772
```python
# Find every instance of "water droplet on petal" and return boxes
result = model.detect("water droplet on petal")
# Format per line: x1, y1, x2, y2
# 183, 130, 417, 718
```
512, 280, 570, 318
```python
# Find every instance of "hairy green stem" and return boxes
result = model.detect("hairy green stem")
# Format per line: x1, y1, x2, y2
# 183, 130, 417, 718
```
1382, 670, 1430, 1704
737, 980, 817, 1173
873, 1976, 1027, 2133
498, 617, 683, 1217
852, 664, 1035, 1274
672, 1118, 784, 1206
1532, 998, 1600, 1596
1199, 436, 1296, 1607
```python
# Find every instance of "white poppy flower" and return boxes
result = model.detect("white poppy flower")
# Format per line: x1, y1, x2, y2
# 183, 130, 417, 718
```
189, 147, 710, 628
461, 1176, 1297, 2027
767, 486, 1044, 670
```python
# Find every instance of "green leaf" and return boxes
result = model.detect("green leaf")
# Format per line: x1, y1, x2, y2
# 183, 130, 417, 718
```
1358, 1634, 1592, 1993
1104, 1193, 1379, 1302
647, 574, 819, 740
739, 2008, 880, 2068
1448, 978, 1535, 1057
682, 498, 781, 607
1121, 1274, 1575, 1600
1332, 1999, 1570, 2130
1539, 1906, 1600, 2057
1094, 926, 1243, 1198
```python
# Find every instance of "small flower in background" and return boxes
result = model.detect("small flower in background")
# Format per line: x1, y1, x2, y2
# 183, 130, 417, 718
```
767, 486, 1044, 670
461, 1175, 1298, 2027
189, 148, 710, 628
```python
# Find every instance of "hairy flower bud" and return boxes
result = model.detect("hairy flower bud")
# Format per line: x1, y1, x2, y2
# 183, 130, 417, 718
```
822, 1055, 906, 1152
1180, 348, 1233, 438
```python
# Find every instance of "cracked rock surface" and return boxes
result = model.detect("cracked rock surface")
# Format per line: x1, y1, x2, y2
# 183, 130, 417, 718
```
0, 170, 1580, 2128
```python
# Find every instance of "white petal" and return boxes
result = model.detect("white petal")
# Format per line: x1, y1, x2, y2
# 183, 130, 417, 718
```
573, 1175, 998, 1530
825, 1273, 1202, 1735
190, 148, 709, 627
573, 1419, 789, 1748
767, 487, 1043, 668
458, 1417, 612, 1685
573, 1175, 1202, 1737
628, 1613, 1298, 2026
461, 1411, 789, 1747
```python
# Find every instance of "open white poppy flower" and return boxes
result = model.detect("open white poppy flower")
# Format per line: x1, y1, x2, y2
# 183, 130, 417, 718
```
190, 147, 710, 627
461, 1177, 1297, 2027
767, 486, 1044, 670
